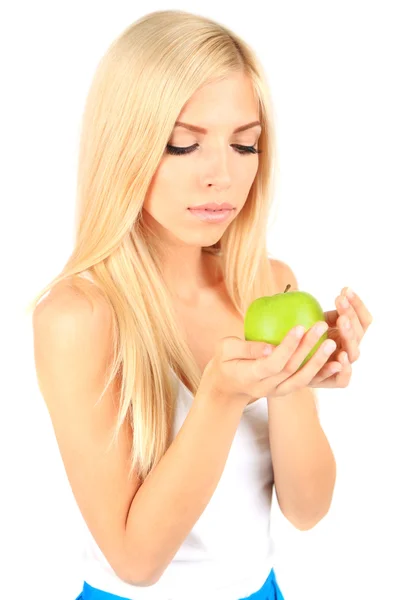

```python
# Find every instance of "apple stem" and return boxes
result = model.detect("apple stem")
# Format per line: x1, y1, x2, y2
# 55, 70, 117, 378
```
284, 284, 291, 293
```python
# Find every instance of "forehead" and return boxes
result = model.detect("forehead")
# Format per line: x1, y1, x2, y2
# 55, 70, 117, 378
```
176, 73, 260, 129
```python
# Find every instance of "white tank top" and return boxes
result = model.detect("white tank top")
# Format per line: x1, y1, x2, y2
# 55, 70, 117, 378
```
76, 272, 276, 599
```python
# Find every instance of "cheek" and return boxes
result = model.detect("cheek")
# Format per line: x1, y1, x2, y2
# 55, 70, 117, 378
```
235, 162, 258, 190
157, 157, 181, 180
157, 159, 191, 193
144, 161, 188, 211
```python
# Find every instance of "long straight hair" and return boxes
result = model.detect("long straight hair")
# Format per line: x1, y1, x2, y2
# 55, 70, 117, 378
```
27, 10, 278, 482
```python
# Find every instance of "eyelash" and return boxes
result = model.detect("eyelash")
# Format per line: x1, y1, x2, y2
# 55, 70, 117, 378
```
165, 143, 262, 156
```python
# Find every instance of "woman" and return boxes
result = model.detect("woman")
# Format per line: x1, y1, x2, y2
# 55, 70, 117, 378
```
28, 9, 372, 600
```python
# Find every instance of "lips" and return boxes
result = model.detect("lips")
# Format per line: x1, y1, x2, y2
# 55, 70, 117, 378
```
190, 208, 232, 212
188, 202, 234, 211
188, 207, 234, 223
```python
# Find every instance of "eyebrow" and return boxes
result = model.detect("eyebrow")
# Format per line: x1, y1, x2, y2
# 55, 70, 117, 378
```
174, 120, 261, 134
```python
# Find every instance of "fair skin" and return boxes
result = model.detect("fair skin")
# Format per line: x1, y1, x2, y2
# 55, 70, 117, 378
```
142, 71, 261, 304
32, 65, 374, 592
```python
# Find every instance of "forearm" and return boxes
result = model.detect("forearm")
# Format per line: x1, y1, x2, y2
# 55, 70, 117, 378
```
268, 387, 336, 530
124, 390, 245, 585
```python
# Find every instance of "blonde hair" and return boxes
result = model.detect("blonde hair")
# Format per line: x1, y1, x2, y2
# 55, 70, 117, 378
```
26, 9, 278, 482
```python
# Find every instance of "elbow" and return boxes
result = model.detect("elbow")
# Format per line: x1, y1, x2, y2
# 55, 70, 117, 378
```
286, 498, 333, 531
279, 491, 334, 531
286, 463, 336, 531
282, 488, 334, 531
117, 536, 164, 587
119, 564, 161, 588
119, 570, 160, 588
118, 555, 163, 588
289, 509, 329, 531
129, 575, 161, 588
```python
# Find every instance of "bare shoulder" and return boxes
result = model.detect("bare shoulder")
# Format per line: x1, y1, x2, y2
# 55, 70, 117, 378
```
32, 276, 115, 383
270, 258, 299, 292
33, 274, 111, 322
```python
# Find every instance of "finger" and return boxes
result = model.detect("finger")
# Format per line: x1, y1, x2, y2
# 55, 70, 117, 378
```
313, 351, 352, 388
275, 338, 337, 396
285, 321, 329, 373
336, 295, 363, 342
341, 287, 373, 332
252, 325, 305, 379
336, 313, 361, 363
337, 351, 353, 386
308, 359, 343, 385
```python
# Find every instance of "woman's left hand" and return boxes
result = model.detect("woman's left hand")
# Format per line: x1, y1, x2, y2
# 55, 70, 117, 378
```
308, 287, 373, 388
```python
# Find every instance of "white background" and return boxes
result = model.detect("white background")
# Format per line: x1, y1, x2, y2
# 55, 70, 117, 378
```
1, 1, 398, 599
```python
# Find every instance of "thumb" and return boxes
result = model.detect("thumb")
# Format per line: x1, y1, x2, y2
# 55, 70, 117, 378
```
218, 336, 274, 362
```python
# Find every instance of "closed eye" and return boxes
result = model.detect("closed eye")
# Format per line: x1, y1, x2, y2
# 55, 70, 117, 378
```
166, 143, 262, 156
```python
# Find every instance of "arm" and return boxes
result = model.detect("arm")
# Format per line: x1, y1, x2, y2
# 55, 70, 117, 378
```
269, 260, 336, 530
125, 389, 245, 585
33, 281, 246, 588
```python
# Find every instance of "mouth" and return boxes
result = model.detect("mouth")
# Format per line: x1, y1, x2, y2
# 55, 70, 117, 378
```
187, 208, 235, 212
187, 207, 235, 223
188, 203, 235, 211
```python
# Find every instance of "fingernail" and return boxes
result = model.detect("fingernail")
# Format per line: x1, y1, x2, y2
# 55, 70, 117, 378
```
263, 345, 272, 356
345, 287, 354, 299
341, 296, 350, 308
293, 325, 305, 338
315, 322, 328, 336
324, 341, 336, 355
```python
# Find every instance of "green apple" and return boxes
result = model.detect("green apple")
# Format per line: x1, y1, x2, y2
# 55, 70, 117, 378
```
244, 284, 327, 370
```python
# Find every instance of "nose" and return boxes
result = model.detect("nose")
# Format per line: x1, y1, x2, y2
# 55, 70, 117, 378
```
202, 147, 232, 191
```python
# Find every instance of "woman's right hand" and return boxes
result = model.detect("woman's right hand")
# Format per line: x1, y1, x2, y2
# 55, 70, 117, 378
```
198, 322, 337, 406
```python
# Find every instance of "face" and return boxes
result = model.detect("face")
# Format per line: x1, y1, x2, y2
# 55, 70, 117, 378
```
142, 71, 261, 250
